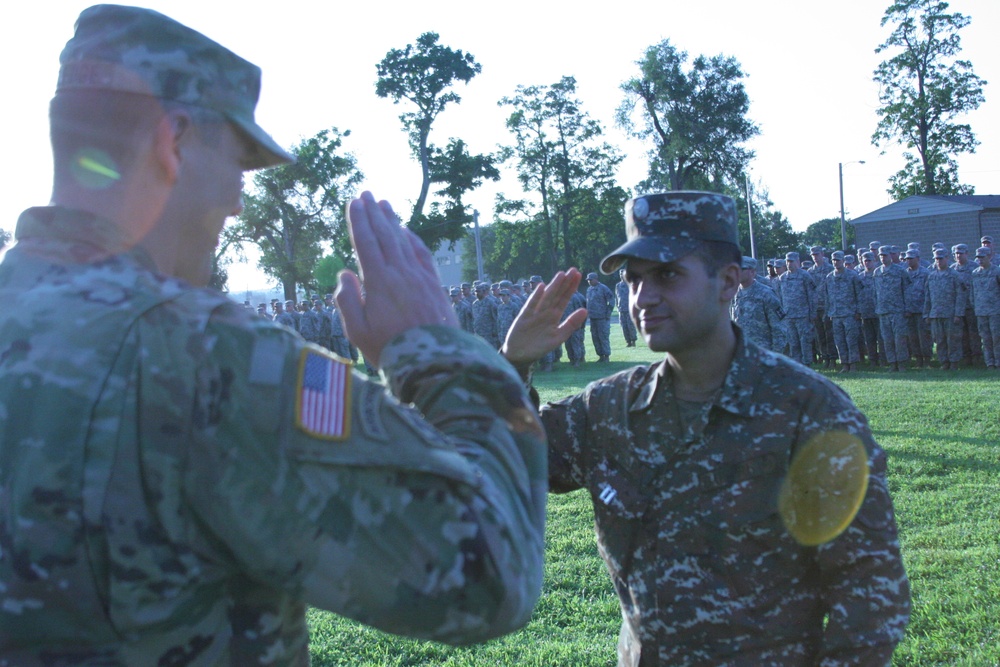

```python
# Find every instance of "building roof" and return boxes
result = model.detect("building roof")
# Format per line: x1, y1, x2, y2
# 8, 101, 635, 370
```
851, 194, 1000, 226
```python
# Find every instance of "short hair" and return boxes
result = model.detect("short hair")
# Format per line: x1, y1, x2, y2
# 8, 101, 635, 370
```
688, 241, 742, 277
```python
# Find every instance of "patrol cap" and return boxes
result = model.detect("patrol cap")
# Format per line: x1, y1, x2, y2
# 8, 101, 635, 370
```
785, 252, 800, 262
461, 282, 471, 289
933, 248, 948, 259
869, 241, 881, 250
766, 259, 775, 268
530, 275, 543, 283
890, 245, 901, 253
861, 251, 876, 261
599, 191, 739, 274
57, 4, 293, 170
907, 242, 920, 250
982, 236, 994, 243
586, 272, 599, 280
741, 256, 757, 269
830, 250, 845, 261
500, 289, 511, 296
975, 246, 991, 257
499, 279, 513, 288
878, 245, 891, 256
904, 249, 919, 259
809, 245, 824, 254
932, 242, 946, 249
953, 243, 969, 253
449, 287, 461, 296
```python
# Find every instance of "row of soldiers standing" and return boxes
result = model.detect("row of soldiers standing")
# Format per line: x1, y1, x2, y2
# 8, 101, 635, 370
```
446, 273, 625, 370
732, 235, 1000, 372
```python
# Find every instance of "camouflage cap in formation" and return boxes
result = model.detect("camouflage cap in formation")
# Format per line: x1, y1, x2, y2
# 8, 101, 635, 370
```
904, 249, 919, 259
741, 256, 757, 269
600, 191, 739, 274
57, 4, 293, 169
975, 246, 991, 258
830, 250, 845, 261
933, 248, 948, 259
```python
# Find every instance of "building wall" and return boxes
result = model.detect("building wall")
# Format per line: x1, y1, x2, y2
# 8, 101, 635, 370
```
855, 211, 985, 254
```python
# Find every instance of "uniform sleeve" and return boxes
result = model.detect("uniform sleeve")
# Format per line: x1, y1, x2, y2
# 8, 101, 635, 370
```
539, 391, 593, 494
797, 390, 911, 665
183, 318, 546, 645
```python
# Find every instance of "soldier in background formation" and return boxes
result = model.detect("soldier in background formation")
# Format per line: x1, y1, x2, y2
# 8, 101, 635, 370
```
731, 256, 785, 352
586, 271, 616, 362
615, 268, 638, 347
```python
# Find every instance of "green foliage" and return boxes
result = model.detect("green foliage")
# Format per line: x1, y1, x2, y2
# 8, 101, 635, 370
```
872, 0, 986, 198
376, 33, 492, 249
617, 40, 759, 192
313, 255, 347, 295
226, 128, 362, 301
803, 217, 855, 254
496, 76, 625, 276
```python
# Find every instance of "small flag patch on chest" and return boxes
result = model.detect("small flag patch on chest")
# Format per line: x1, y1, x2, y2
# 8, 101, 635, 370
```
296, 348, 351, 439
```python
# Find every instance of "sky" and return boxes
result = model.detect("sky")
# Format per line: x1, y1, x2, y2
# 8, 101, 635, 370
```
3, 0, 997, 291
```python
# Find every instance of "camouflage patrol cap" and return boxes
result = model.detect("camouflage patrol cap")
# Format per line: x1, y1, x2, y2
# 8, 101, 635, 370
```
785, 252, 800, 262
529, 275, 543, 283
982, 236, 994, 243
449, 287, 461, 296
975, 246, 991, 257
932, 241, 946, 249
600, 191, 739, 274
907, 242, 920, 250
57, 4, 293, 170
741, 256, 757, 269
586, 272, 599, 280
861, 251, 876, 261
500, 289, 511, 296
809, 245, 824, 254
904, 249, 919, 259
499, 279, 513, 288
953, 243, 969, 253
933, 248, 948, 259
830, 250, 845, 261
878, 245, 891, 256
869, 241, 881, 250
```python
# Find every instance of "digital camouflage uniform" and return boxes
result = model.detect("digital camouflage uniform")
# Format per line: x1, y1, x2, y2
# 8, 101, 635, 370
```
543, 328, 910, 666
0, 204, 547, 662
807, 256, 836, 365
615, 278, 637, 346
587, 277, 616, 361
497, 297, 519, 346
903, 262, 933, 364
821, 267, 863, 365
472, 293, 500, 349
951, 254, 980, 363
923, 262, 965, 366
451, 291, 474, 334
969, 261, 1000, 368
564, 291, 588, 366
872, 260, 911, 365
731, 280, 785, 352
777, 267, 815, 366
858, 262, 881, 366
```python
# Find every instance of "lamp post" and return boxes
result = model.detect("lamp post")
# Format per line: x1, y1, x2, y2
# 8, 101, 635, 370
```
838, 160, 865, 252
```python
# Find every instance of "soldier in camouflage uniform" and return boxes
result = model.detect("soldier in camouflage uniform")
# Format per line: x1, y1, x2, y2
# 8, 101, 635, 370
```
821, 251, 864, 372
970, 247, 1000, 369
273, 300, 296, 330
857, 252, 881, 366
778, 251, 816, 366
808, 246, 836, 368
873, 246, 912, 371
472, 282, 501, 349
586, 272, 615, 362
502, 192, 910, 666
731, 256, 785, 352
924, 248, 965, 369
0, 7, 546, 662
616, 268, 638, 347
497, 289, 519, 345
903, 249, 933, 366
450, 286, 474, 333
951, 244, 981, 366
324, 293, 351, 360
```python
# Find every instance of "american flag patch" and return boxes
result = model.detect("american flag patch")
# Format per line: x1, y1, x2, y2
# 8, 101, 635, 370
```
295, 349, 351, 439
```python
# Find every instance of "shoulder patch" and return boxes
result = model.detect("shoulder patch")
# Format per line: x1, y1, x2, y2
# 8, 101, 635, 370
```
295, 347, 352, 440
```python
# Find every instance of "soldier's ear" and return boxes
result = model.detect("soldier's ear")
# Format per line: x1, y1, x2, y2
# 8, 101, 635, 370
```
719, 263, 741, 302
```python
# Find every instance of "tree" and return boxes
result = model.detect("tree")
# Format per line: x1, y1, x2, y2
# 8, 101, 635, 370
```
617, 40, 759, 191
736, 181, 802, 262
498, 76, 625, 276
803, 218, 855, 254
376, 32, 494, 249
872, 0, 986, 198
227, 128, 362, 300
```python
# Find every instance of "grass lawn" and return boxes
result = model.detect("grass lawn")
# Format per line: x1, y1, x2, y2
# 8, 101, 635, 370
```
307, 320, 1000, 666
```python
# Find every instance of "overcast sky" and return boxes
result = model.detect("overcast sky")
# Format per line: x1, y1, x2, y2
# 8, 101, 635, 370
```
4, 0, 997, 289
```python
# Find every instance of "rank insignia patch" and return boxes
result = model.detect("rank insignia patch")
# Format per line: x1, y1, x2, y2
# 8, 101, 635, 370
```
296, 348, 351, 439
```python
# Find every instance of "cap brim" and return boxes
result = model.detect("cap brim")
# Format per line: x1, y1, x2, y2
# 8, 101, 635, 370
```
228, 115, 295, 170
600, 235, 699, 275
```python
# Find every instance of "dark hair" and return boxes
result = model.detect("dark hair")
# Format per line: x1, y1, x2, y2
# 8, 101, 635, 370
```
689, 241, 741, 277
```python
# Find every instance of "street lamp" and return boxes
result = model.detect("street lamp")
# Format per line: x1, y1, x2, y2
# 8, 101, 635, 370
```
839, 160, 866, 252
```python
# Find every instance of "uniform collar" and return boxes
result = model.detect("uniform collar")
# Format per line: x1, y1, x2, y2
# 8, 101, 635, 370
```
630, 325, 760, 418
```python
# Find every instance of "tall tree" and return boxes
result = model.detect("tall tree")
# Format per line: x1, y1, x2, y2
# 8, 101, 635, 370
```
226, 128, 362, 300
423, 138, 500, 248
803, 217, 854, 254
498, 76, 624, 276
872, 0, 986, 198
617, 40, 759, 191
376, 32, 493, 248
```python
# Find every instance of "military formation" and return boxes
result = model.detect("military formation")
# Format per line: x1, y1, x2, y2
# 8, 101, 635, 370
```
734, 236, 1000, 372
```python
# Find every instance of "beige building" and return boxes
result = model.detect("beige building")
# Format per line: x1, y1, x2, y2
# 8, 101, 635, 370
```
851, 195, 1000, 252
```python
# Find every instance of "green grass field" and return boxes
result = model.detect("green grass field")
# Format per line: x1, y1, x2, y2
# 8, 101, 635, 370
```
307, 324, 1000, 666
